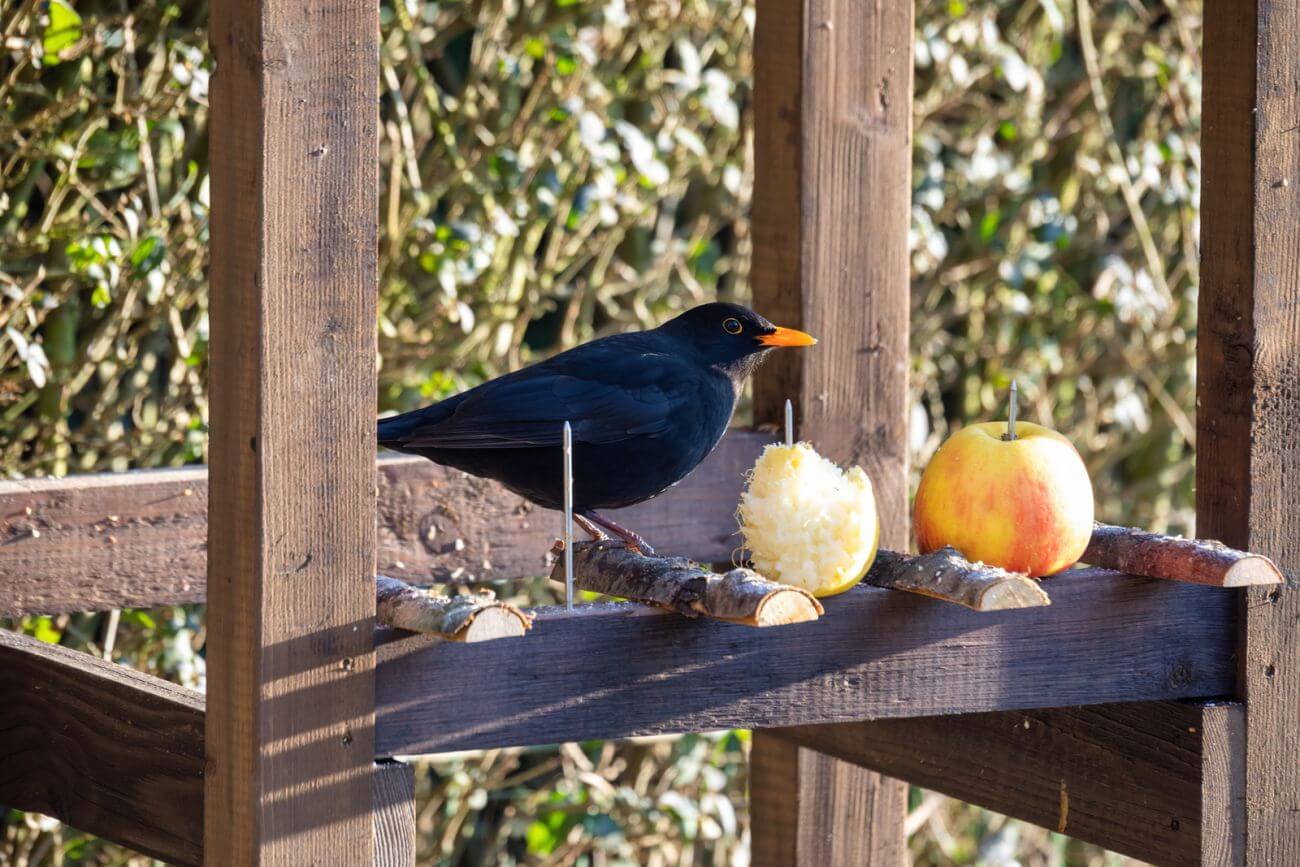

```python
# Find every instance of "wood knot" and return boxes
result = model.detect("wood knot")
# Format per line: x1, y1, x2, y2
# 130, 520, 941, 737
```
260, 32, 293, 71
418, 514, 440, 553
1165, 661, 1193, 689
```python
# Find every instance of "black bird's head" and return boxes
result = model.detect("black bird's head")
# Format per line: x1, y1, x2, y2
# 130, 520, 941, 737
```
656, 302, 817, 380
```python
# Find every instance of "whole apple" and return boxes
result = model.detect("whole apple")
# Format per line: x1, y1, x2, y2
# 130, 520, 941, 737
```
913, 421, 1094, 577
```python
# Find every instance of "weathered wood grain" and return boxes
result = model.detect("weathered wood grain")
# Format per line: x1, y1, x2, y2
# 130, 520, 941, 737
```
0, 466, 209, 614
774, 701, 1245, 867
0, 433, 768, 616
750, 0, 914, 858
0, 629, 205, 867
1202, 0, 1300, 862
372, 761, 416, 867
206, 0, 380, 861
1200, 702, 1247, 866
375, 569, 1236, 756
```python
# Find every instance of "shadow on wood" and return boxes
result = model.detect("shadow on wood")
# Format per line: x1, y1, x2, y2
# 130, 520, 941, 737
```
375, 569, 1236, 756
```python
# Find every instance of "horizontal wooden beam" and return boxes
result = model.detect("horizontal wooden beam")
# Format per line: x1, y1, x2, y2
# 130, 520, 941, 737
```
773, 700, 1244, 867
0, 631, 428, 865
374, 569, 1237, 755
0, 629, 205, 866
0, 430, 769, 616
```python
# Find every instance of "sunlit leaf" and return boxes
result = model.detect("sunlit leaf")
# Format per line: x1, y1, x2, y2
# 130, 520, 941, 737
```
42, 0, 82, 65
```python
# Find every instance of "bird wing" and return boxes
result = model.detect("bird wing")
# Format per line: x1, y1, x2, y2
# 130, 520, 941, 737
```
389, 347, 689, 450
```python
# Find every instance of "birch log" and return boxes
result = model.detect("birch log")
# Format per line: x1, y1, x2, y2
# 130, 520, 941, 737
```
552, 541, 822, 627
1083, 523, 1283, 587
865, 548, 1050, 611
376, 576, 533, 641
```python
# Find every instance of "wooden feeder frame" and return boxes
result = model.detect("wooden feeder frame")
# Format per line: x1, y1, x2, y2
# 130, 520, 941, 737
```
1, 1, 1296, 864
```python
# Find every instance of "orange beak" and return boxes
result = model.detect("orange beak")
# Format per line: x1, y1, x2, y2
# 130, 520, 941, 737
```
758, 326, 818, 347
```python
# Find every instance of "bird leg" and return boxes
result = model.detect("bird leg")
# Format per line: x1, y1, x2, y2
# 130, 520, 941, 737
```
581, 510, 656, 555
573, 513, 611, 542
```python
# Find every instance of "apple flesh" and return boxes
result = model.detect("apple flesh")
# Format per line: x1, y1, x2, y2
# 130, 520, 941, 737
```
913, 421, 1094, 577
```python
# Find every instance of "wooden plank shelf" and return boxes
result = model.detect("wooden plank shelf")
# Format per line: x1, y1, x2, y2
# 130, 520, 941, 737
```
373, 568, 1237, 756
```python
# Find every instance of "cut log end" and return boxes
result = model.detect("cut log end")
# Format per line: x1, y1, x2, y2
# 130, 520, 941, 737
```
1223, 556, 1286, 588
555, 541, 822, 627
1084, 523, 1285, 588
978, 578, 1052, 610
376, 576, 533, 642
459, 606, 532, 642
750, 586, 823, 627
865, 548, 1051, 612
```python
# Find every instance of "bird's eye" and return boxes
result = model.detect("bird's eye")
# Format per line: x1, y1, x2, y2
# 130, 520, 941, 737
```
722, 318, 743, 335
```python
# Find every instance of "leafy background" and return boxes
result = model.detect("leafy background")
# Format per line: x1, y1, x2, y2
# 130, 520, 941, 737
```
1, 0, 1198, 863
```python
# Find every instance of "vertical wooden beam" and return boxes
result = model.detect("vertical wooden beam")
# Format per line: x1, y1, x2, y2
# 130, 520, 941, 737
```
1200, 704, 1247, 866
749, 0, 913, 863
751, 733, 908, 866
752, 0, 913, 529
206, 0, 380, 862
372, 761, 417, 867
1200, 0, 1300, 862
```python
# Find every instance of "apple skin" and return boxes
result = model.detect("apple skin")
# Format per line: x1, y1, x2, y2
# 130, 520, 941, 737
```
913, 421, 1094, 577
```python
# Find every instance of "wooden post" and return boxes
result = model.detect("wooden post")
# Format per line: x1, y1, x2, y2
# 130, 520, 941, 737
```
751, 733, 907, 866
749, 0, 913, 862
206, 0, 381, 862
1200, 0, 1300, 861
372, 761, 417, 867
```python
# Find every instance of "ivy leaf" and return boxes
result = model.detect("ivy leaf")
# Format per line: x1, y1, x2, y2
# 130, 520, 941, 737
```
27, 616, 63, 644
131, 235, 166, 272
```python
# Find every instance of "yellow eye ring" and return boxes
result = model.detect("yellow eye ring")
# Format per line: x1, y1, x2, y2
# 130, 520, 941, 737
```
723, 318, 743, 335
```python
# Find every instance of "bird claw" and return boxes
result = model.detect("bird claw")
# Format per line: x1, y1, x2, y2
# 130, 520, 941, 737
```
621, 535, 655, 556
573, 513, 611, 542
579, 511, 655, 556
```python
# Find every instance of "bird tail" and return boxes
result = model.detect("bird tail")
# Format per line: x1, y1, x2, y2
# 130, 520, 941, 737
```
376, 414, 410, 449
377, 391, 469, 450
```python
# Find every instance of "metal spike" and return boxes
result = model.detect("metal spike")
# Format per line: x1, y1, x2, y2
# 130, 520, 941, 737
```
563, 421, 574, 610
1007, 380, 1019, 441
785, 398, 794, 447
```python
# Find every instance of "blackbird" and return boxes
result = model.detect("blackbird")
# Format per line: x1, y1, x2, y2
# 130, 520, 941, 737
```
377, 302, 815, 552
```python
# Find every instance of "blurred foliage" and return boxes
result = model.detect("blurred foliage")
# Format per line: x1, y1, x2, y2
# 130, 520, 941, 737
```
910, 0, 1200, 535
2, 0, 1199, 862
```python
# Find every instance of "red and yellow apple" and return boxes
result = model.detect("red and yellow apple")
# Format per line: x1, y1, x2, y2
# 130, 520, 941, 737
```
913, 421, 1094, 577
